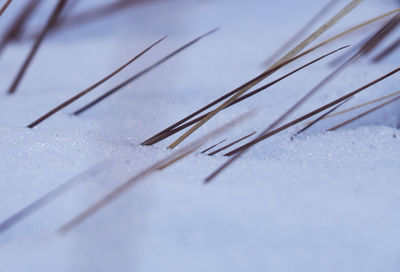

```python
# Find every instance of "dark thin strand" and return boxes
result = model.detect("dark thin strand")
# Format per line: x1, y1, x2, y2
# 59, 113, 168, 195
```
50, 0, 81, 28
7, 0, 67, 95
200, 139, 226, 154
317, 89, 400, 120
329, 35, 367, 66
55, 0, 137, 29
27, 36, 165, 128
328, 95, 400, 131
330, 13, 400, 66
25, 0, 145, 40
0, 0, 13, 16
209, 131, 256, 156
240, 58, 354, 151
372, 36, 400, 62
73, 28, 219, 115
361, 13, 400, 55
0, 0, 40, 55
291, 99, 350, 138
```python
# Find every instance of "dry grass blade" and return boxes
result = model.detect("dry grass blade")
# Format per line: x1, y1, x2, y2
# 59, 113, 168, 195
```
205, 67, 400, 182
58, 111, 253, 234
166, 0, 363, 149
0, 0, 40, 55
27, 36, 166, 128
142, 45, 349, 146
263, 0, 338, 66
0, 161, 106, 235
208, 131, 256, 156
0, 0, 12, 16
7, 0, 67, 95
73, 28, 219, 115
328, 95, 400, 131
141, 8, 399, 146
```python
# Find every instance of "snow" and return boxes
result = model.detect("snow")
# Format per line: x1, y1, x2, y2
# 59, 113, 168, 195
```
0, 0, 400, 271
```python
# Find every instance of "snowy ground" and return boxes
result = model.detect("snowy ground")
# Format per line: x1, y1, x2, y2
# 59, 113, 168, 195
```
1, 0, 400, 271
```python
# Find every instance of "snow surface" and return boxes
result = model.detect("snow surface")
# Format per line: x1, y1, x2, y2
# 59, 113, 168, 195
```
0, 0, 400, 271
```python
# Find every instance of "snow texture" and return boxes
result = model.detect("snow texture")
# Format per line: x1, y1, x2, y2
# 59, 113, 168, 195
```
0, 0, 400, 271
